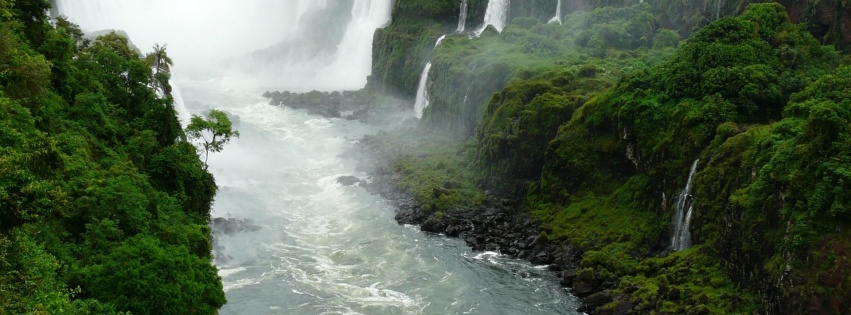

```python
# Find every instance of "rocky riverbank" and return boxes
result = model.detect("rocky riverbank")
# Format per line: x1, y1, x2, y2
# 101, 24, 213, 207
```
356, 137, 624, 314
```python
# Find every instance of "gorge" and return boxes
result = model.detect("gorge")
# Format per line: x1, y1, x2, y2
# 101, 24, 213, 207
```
1, 0, 850, 314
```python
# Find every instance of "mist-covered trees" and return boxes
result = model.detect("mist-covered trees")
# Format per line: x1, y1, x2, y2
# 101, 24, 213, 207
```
0, 1, 225, 313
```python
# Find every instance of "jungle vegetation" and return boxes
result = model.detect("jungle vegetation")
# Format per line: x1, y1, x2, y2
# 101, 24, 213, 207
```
0, 0, 226, 313
375, 1, 851, 313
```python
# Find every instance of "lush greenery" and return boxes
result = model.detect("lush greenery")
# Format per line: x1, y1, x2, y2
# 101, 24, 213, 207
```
0, 1, 224, 314
374, 1, 851, 313
186, 110, 240, 171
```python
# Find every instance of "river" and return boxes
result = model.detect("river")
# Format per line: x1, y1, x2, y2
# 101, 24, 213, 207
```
54, 1, 580, 314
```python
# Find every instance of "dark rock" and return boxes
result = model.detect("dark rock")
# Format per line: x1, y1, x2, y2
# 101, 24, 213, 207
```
336, 175, 361, 186
583, 290, 613, 309
262, 89, 373, 119
212, 217, 261, 235
561, 269, 577, 287
421, 215, 447, 233
573, 279, 595, 297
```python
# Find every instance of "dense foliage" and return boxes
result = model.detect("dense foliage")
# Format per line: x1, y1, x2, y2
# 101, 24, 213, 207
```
0, 1, 224, 314
374, 1, 851, 313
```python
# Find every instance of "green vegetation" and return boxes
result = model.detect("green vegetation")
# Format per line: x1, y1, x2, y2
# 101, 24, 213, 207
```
186, 110, 240, 170
375, 1, 851, 313
363, 132, 485, 215
0, 1, 224, 314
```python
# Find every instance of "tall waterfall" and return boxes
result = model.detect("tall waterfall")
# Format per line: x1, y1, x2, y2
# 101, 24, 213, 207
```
671, 159, 699, 251
548, 0, 562, 24
414, 63, 432, 118
474, 0, 511, 36
53, 0, 391, 91
316, 0, 392, 90
457, 0, 468, 32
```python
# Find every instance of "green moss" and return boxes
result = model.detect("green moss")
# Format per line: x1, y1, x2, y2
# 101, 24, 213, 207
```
367, 132, 485, 214
602, 247, 760, 314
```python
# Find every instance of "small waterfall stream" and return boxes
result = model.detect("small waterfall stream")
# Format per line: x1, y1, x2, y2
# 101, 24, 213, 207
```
457, 0, 468, 32
671, 159, 699, 251
413, 25, 453, 118
413, 62, 432, 118
548, 0, 562, 24
474, 0, 511, 36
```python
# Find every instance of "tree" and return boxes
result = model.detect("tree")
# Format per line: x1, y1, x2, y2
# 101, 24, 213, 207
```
144, 43, 173, 95
185, 109, 239, 170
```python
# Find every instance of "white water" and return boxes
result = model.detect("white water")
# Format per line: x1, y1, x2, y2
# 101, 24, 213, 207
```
316, 0, 393, 90
457, 0, 469, 32
413, 34, 450, 118
435, 34, 448, 47
548, 0, 562, 24
54, 0, 391, 91
57, 1, 579, 314
671, 159, 699, 251
414, 62, 432, 119
474, 0, 511, 36
170, 78, 191, 127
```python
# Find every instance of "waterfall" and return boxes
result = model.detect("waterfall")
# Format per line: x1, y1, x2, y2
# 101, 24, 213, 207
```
413, 34, 451, 118
414, 62, 432, 119
54, 0, 392, 91
435, 34, 447, 47
462, 81, 473, 107
170, 78, 191, 128
317, 0, 392, 90
671, 159, 699, 251
715, 0, 723, 21
457, 0, 468, 32
548, 0, 562, 24
474, 0, 511, 36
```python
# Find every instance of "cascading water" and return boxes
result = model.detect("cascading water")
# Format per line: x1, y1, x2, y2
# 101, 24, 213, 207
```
169, 78, 191, 127
57, 1, 579, 314
317, 0, 393, 90
54, 0, 390, 91
474, 0, 511, 36
414, 62, 433, 119
435, 34, 448, 47
413, 35, 449, 118
457, 0, 469, 32
671, 159, 699, 251
549, 0, 562, 24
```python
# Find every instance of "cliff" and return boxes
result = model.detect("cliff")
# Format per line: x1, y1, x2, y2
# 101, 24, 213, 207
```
367, 1, 851, 314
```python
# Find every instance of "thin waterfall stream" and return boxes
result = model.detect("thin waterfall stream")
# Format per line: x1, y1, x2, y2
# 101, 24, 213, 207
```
671, 159, 699, 251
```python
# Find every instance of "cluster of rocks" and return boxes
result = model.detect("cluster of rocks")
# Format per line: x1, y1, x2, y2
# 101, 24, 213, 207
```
211, 217, 261, 235
211, 217, 262, 263
262, 90, 370, 119
361, 157, 622, 314
336, 175, 364, 186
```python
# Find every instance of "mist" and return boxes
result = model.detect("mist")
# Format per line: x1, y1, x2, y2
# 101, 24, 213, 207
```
53, 0, 391, 91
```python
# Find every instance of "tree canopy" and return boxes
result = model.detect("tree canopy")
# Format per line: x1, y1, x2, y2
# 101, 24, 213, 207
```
186, 109, 240, 170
